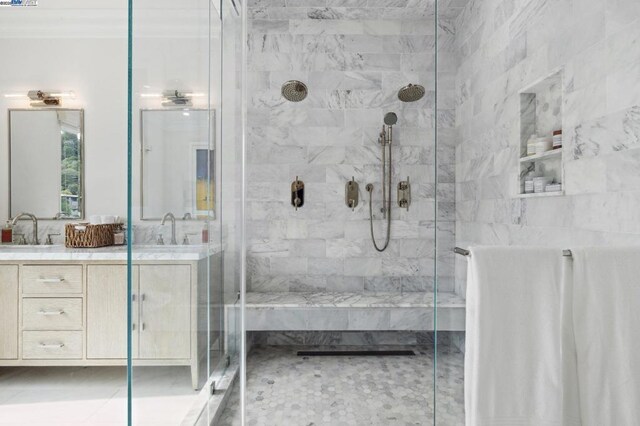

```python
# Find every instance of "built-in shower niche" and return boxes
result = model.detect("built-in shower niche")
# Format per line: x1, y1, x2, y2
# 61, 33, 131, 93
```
517, 70, 564, 198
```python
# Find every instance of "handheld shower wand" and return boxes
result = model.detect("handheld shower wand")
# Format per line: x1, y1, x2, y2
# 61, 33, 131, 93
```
366, 112, 397, 252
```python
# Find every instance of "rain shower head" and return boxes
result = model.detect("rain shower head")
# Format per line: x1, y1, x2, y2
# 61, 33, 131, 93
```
398, 83, 426, 102
384, 112, 398, 126
281, 80, 308, 102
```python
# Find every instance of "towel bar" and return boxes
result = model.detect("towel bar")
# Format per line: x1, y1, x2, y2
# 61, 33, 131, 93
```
454, 247, 573, 257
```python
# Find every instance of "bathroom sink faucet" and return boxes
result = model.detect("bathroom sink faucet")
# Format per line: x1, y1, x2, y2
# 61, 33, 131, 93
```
10, 212, 39, 245
161, 212, 177, 245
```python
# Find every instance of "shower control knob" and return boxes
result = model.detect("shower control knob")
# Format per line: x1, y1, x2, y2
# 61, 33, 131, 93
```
291, 177, 304, 210
397, 177, 411, 211
345, 177, 359, 211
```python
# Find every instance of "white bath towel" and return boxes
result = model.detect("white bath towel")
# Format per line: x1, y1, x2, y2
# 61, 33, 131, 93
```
571, 248, 640, 426
465, 246, 580, 426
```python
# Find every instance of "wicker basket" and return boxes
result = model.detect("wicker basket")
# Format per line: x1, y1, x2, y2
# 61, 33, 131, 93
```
65, 223, 123, 248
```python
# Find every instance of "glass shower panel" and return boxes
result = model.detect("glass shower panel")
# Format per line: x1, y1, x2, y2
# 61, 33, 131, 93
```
237, 1, 438, 424
434, 1, 466, 425
208, 1, 246, 424
129, 0, 225, 424
0, 3, 129, 425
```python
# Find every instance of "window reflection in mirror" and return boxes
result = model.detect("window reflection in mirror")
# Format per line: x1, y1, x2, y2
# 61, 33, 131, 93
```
9, 109, 84, 219
140, 109, 215, 220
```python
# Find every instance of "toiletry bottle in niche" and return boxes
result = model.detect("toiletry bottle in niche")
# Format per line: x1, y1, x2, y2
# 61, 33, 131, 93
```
524, 169, 539, 194
1, 221, 13, 244
552, 130, 562, 149
526, 134, 538, 156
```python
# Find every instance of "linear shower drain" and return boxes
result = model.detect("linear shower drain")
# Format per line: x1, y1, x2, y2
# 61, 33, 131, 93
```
297, 350, 415, 357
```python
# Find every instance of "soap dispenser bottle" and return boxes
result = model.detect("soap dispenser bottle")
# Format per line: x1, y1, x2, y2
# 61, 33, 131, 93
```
1, 221, 13, 244
202, 223, 209, 243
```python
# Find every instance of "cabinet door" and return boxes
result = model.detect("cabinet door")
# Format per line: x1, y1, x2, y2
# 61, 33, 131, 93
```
87, 265, 139, 359
0, 265, 18, 359
139, 265, 190, 359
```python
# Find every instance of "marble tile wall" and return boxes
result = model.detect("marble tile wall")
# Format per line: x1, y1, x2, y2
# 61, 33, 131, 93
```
246, 0, 464, 293
454, 0, 640, 294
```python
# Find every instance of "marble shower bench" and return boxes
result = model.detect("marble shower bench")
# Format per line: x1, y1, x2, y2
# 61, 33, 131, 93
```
245, 292, 465, 332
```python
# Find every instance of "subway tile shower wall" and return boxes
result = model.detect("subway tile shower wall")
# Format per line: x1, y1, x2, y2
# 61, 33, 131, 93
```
245, 1, 461, 293
454, 0, 640, 295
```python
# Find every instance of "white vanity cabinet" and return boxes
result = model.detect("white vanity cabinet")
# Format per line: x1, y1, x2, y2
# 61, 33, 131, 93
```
0, 256, 213, 390
86, 264, 191, 360
0, 265, 19, 359
137, 265, 191, 360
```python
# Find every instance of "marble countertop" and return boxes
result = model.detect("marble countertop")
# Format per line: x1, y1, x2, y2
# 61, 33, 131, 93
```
0, 244, 222, 261
246, 291, 466, 308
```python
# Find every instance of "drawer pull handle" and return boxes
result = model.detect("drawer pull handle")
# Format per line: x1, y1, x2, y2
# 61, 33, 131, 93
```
39, 343, 65, 349
37, 310, 65, 316
36, 278, 65, 283
140, 294, 146, 331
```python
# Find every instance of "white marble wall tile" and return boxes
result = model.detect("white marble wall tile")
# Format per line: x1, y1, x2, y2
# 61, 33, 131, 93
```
287, 0, 326, 7
247, 3, 462, 293
249, 0, 287, 7
389, 308, 433, 329
455, 0, 640, 293
347, 309, 391, 330
343, 257, 382, 276
308, 257, 344, 275
249, 19, 290, 33
326, 276, 364, 291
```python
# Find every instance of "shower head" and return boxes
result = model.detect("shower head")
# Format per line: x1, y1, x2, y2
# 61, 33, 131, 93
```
398, 83, 426, 102
384, 112, 398, 126
281, 80, 308, 102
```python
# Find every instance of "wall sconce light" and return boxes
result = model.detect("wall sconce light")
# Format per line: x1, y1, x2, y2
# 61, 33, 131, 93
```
140, 90, 206, 107
27, 90, 75, 107
4, 90, 75, 107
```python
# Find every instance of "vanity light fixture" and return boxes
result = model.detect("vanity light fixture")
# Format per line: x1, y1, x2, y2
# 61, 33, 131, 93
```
4, 91, 74, 106
26, 90, 75, 107
161, 90, 205, 107
140, 90, 206, 107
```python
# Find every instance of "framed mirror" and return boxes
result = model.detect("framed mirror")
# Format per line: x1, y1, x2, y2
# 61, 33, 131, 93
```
8, 109, 84, 220
140, 109, 215, 220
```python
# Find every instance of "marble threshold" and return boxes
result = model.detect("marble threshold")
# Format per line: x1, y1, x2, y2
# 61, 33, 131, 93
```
245, 292, 466, 332
0, 243, 222, 261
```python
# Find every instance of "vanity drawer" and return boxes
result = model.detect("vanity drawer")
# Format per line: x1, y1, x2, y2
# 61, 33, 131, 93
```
22, 298, 83, 331
22, 265, 83, 294
22, 331, 82, 359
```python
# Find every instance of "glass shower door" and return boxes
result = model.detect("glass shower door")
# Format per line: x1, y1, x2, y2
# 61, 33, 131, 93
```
238, 0, 440, 424
434, 1, 466, 424
127, 0, 226, 424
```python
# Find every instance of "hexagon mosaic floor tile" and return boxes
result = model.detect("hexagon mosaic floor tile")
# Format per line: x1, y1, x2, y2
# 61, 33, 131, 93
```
218, 346, 464, 426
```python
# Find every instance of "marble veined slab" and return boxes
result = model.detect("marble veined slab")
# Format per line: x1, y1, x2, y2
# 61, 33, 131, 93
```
245, 292, 466, 332
246, 291, 465, 308
0, 244, 222, 261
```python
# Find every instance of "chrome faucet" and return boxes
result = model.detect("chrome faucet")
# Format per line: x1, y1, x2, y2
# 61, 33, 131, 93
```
11, 212, 39, 245
161, 212, 177, 245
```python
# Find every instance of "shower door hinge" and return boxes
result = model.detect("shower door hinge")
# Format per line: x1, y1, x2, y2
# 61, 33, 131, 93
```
210, 381, 216, 395
398, 177, 411, 211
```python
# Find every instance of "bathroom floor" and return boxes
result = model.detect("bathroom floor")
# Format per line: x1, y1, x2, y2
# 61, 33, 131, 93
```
219, 345, 464, 426
0, 365, 203, 426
